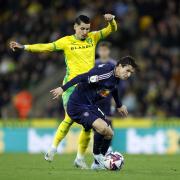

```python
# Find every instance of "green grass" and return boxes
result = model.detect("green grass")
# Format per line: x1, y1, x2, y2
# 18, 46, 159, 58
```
0, 154, 180, 180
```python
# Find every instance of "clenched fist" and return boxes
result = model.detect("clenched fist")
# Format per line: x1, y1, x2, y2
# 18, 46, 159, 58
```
9, 41, 24, 51
104, 14, 115, 22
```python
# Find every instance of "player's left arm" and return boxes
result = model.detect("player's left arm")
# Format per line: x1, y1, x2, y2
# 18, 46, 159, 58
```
111, 88, 128, 117
111, 88, 122, 109
101, 14, 117, 37
93, 14, 117, 44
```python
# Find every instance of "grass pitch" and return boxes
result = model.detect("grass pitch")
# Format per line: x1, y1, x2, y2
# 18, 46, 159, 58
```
0, 153, 179, 180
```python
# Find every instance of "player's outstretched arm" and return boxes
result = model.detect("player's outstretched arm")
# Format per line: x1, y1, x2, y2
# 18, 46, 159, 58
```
9, 36, 67, 53
50, 73, 89, 99
9, 40, 54, 53
100, 14, 117, 38
50, 64, 113, 99
92, 14, 117, 43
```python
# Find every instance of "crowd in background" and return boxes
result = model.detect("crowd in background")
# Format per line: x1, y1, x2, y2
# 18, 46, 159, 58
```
0, 0, 179, 118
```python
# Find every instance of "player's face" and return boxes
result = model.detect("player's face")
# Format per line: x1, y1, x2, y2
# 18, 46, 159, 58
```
115, 64, 134, 80
98, 46, 110, 60
74, 22, 90, 40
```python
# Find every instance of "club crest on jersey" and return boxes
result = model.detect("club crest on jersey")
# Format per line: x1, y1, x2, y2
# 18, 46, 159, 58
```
83, 112, 89, 117
89, 75, 99, 83
98, 89, 110, 97
86, 38, 92, 44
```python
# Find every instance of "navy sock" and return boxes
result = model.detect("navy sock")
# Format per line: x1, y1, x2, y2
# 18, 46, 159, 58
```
93, 131, 104, 155
101, 138, 112, 155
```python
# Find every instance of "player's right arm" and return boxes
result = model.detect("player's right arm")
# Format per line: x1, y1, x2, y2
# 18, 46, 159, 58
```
9, 37, 66, 52
50, 64, 113, 99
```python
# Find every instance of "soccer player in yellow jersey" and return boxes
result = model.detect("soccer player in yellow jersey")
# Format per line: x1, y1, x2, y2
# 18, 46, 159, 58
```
10, 14, 117, 168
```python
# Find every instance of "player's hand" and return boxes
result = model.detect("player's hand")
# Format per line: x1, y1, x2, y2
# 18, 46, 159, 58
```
50, 87, 64, 99
104, 14, 115, 22
9, 41, 24, 51
117, 105, 128, 117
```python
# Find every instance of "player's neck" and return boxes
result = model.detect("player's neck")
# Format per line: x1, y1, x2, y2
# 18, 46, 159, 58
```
74, 34, 85, 41
100, 56, 110, 61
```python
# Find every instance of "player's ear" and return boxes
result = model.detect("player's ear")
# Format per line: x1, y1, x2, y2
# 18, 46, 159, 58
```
74, 24, 77, 30
117, 64, 122, 68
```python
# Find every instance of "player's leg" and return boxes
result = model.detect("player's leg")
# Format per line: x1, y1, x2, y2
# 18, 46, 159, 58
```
77, 128, 91, 158
52, 112, 73, 148
45, 112, 73, 161
45, 88, 74, 162
104, 118, 113, 153
74, 128, 91, 168
92, 118, 113, 154
94, 118, 112, 155
77, 106, 113, 169
63, 86, 92, 160
91, 118, 113, 169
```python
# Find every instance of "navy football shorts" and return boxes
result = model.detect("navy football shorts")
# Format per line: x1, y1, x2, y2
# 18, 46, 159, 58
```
67, 101, 109, 131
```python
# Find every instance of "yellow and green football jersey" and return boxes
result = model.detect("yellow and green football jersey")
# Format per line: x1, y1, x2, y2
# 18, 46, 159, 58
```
24, 19, 117, 106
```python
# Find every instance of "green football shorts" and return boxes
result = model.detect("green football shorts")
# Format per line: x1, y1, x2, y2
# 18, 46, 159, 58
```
62, 86, 75, 108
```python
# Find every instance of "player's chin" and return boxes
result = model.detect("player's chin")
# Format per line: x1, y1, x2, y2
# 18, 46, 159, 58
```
122, 77, 128, 80
81, 35, 87, 40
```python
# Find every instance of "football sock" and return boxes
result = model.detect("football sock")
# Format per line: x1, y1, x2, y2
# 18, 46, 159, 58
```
93, 131, 104, 155
77, 128, 91, 158
101, 138, 112, 155
52, 113, 73, 148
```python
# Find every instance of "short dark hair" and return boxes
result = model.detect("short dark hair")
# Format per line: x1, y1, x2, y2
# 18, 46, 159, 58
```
117, 56, 139, 70
74, 15, 90, 25
98, 41, 112, 49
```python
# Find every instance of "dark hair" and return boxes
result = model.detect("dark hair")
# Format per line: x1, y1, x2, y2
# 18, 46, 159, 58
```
74, 15, 90, 25
98, 41, 112, 49
117, 56, 139, 70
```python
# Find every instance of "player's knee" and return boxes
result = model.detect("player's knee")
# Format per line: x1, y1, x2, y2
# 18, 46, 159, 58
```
100, 126, 113, 137
105, 128, 114, 139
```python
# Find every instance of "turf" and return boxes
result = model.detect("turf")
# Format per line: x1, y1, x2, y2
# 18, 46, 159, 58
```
0, 154, 179, 180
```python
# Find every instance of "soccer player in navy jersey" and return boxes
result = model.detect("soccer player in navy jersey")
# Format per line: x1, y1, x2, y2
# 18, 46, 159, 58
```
91, 41, 117, 169
50, 56, 138, 169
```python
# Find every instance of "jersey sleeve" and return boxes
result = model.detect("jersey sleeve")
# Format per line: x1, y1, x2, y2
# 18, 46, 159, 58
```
111, 88, 122, 108
52, 37, 66, 51
91, 19, 117, 44
24, 43, 54, 52
24, 37, 66, 52
62, 64, 114, 91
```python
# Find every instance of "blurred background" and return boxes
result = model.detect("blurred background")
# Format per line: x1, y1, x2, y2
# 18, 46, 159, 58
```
0, 0, 180, 154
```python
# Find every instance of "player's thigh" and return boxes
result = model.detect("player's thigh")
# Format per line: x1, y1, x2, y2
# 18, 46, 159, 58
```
92, 118, 113, 136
